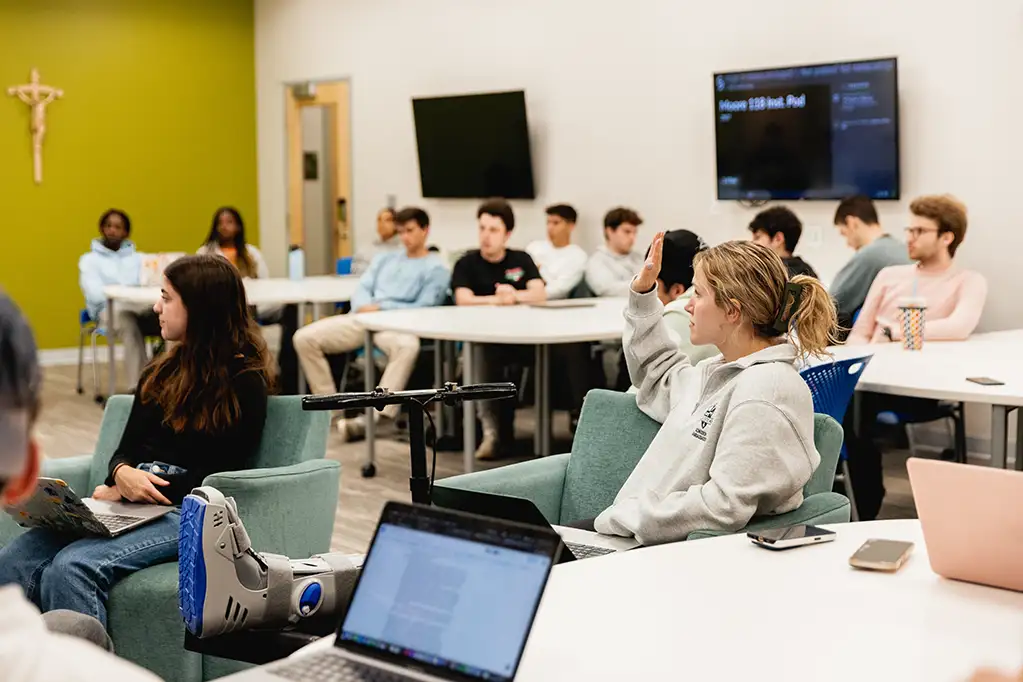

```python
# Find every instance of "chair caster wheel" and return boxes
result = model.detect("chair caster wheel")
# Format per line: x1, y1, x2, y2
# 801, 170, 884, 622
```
94, 395, 106, 405
76, 387, 84, 395
361, 463, 376, 478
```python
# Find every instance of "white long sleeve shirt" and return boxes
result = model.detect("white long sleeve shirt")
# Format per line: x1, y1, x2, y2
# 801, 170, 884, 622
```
585, 246, 644, 297
525, 240, 587, 300
0, 587, 161, 682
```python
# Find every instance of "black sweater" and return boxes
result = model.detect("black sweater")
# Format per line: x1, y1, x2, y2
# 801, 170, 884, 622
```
105, 365, 269, 504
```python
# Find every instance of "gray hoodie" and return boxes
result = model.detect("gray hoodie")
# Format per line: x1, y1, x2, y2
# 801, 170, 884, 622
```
593, 288, 821, 545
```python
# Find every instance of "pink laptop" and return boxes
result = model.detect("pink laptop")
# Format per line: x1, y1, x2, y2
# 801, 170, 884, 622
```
907, 457, 1023, 592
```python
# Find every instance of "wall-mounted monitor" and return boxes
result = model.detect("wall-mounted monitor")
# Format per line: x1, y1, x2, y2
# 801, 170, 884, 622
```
412, 90, 536, 199
714, 57, 899, 201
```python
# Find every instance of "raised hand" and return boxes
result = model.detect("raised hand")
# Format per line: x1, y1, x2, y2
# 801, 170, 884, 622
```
632, 231, 665, 293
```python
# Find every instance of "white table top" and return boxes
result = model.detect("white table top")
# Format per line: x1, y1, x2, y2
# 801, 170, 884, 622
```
355, 298, 628, 344
830, 330, 1023, 406
290, 520, 1023, 680
103, 276, 361, 307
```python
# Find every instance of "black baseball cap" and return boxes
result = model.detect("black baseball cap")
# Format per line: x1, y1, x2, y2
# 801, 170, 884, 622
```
0, 292, 40, 477
646, 230, 706, 290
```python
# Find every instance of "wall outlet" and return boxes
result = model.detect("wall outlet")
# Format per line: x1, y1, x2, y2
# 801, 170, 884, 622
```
804, 224, 824, 248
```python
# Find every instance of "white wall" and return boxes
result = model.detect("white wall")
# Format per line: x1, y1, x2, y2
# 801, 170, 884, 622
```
255, 0, 1022, 335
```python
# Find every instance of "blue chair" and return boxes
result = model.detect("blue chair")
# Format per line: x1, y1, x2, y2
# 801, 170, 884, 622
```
77, 309, 109, 404
799, 355, 873, 521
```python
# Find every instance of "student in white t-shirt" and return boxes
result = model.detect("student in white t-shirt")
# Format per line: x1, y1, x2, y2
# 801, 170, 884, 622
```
0, 294, 159, 681
525, 204, 588, 299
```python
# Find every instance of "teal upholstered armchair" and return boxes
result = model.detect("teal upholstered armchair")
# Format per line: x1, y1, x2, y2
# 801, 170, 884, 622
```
434, 389, 850, 540
0, 395, 338, 682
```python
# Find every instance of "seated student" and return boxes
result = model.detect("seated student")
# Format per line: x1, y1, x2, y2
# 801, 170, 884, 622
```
0, 255, 273, 628
584, 236, 837, 545
585, 207, 644, 297
353, 207, 403, 274
845, 194, 987, 520
293, 207, 448, 441
451, 199, 546, 459
614, 229, 717, 390
830, 195, 911, 333
198, 207, 302, 392
78, 209, 161, 390
525, 204, 587, 299
748, 206, 819, 279
0, 295, 159, 679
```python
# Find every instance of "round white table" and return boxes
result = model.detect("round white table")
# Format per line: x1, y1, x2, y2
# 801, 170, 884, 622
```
102, 276, 360, 395
286, 520, 1023, 681
355, 299, 628, 472
831, 331, 1023, 469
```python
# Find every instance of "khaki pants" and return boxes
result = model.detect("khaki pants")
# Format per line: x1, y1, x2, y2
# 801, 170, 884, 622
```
293, 315, 420, 420
101, 305, 158, 390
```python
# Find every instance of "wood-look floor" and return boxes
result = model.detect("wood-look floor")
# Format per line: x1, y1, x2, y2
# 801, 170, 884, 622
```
36, 362, 917, 554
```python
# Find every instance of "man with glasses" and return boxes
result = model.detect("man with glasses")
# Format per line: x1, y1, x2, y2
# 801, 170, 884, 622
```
845, 194, 988, 520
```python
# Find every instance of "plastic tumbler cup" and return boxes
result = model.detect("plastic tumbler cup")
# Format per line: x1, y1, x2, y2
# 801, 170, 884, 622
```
336, 256, 353, 276
898, 297, 927, 350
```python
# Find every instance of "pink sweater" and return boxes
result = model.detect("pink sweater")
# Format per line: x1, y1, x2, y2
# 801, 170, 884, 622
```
848, 263, 988, 344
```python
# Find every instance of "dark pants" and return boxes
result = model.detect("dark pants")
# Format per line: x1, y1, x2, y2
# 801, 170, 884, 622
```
478, 344, 534, 443
844, 392, 946, 521
259, 304, 300, 395
550, 343, 598, 418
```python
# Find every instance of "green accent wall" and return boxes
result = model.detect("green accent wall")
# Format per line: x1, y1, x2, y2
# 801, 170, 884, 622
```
0, 0, 257, 349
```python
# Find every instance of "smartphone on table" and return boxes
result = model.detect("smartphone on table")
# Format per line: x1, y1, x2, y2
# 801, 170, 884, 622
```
748, 524, 837, 551
849, 539, 914, 572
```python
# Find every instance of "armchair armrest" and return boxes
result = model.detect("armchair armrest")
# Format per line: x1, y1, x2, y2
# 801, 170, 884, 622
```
42, 455, 94, 493
202, 459, 340, 557
433, 454, 570, 524
0, 455, 95, 547
686, 493, 851, 541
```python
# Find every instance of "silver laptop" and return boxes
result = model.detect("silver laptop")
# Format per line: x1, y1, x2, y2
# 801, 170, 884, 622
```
3, 477, 174, 538
227, 501, 561, 681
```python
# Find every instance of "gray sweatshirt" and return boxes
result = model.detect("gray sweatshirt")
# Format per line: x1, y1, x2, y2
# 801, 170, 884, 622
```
585, 246, 644, 297
593, 288, 821, 545
830, 234, 910, 319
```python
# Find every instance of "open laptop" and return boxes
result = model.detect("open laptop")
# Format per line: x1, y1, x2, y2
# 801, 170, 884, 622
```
3, 477, 174, 538
907, 457, 1023, 592
431, 487, 639, 561
227, 501, 561, 682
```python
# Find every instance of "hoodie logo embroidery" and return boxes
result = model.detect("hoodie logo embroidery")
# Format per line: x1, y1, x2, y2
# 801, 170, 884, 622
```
692, 404, 717, 442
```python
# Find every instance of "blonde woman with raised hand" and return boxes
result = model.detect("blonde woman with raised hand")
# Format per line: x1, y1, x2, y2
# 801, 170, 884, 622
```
580, 234, 838, 545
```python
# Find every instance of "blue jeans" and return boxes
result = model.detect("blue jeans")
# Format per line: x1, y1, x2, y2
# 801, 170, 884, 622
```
0, 511, 179, 628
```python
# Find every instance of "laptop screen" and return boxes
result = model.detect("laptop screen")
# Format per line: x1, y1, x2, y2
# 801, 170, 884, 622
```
337, 503, 559, 682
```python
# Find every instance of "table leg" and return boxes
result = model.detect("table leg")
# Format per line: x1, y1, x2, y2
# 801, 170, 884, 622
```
990, 405, 1008, 469
434, 339, 444, 437
1015, 407, 1022, 472
364, 328, 376, 474
540, 344, 551, 458
534, 345, 543, 455
462, 342, 475, 474
107, 296, 117, 398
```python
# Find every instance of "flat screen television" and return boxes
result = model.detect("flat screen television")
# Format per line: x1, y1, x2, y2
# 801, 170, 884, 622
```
412, 90, 536, 199
714, 57, 899, 201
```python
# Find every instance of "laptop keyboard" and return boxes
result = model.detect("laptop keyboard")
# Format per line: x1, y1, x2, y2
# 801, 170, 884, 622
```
565, 541, 615, 559
272, 652, 405, 681
93, 513, 146, 532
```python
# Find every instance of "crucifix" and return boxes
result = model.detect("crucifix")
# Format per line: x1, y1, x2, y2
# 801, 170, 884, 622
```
7, 68, 63, 184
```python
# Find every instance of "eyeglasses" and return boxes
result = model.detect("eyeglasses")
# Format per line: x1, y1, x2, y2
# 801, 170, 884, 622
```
903, 227, 940, 238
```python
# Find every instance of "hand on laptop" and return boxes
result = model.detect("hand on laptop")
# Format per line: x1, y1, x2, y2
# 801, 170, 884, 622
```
113, 466, 172, 505
91, 485, 122, 502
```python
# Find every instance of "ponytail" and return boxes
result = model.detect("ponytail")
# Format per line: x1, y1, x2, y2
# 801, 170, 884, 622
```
787, 275, 839, 358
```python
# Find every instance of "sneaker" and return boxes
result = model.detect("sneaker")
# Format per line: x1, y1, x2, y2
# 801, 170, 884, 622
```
336, 417, 367, 443
475, 433, 500, 461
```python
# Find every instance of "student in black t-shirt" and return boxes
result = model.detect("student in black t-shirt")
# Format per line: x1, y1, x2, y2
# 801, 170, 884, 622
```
451, 199, 547, 459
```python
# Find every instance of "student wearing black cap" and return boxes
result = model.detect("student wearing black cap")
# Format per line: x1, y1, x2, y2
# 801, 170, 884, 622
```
616, 230, 717, 390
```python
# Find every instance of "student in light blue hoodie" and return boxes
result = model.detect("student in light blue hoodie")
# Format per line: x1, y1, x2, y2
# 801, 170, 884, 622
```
78, 209, 160, 389
293, 207, 449, 441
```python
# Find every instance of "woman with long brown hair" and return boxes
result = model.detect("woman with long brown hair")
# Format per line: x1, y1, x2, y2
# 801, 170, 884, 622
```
581, 234, 838, 545
0, 255, 274, 627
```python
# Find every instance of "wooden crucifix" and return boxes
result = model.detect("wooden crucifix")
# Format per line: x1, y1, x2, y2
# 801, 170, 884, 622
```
7, 68, 63, 184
